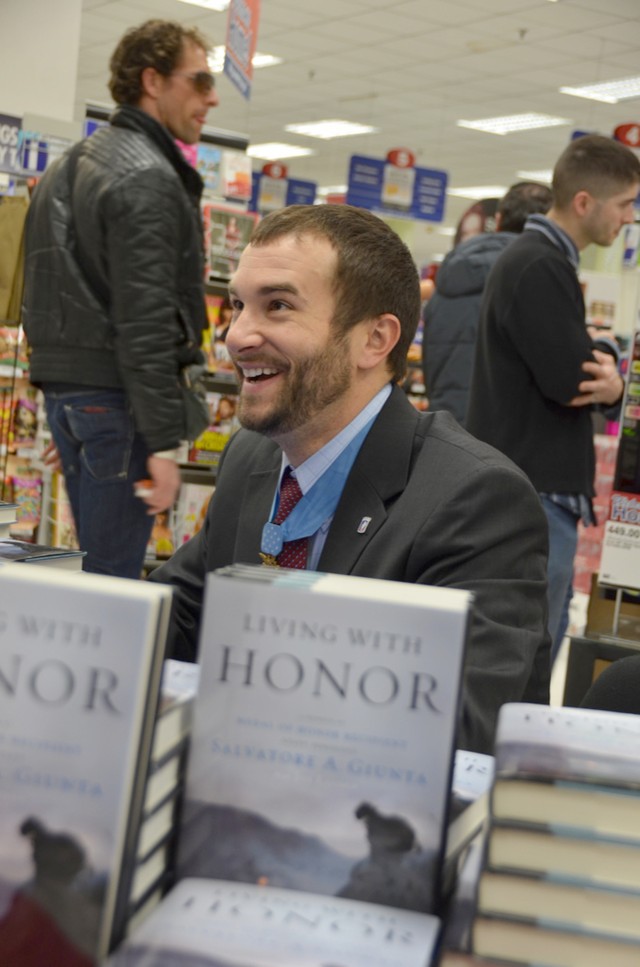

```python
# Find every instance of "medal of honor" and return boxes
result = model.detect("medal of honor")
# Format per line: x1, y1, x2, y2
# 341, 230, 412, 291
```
259, 552, 280, 567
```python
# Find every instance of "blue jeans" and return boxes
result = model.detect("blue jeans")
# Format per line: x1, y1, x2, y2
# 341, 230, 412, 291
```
44, 388, 154, 578
540, 495, 579, 665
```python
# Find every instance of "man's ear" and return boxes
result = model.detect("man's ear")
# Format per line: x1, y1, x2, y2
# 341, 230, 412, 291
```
359, 314, 401, 370
140, 65, 162, 100
573, 190, 594, 218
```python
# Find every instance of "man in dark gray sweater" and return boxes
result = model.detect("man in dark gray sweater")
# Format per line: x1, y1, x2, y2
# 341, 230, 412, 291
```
467, 134, 640, 662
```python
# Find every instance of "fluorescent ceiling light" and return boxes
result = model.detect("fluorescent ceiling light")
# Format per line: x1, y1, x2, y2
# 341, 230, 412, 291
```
437, 227, 456, 236
517, 169, 552, 182
252, 52, 283, 70
208, 46, 282, 73
448, 185, 508, 199
560, 75, 640, 104
176, 0, 229, 10
285, 120, 378, 140
247, 142, 314, 161
457, 113, 571, 135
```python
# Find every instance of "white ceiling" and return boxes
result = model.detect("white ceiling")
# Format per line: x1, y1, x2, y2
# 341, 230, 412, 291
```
77, 0, 640, 263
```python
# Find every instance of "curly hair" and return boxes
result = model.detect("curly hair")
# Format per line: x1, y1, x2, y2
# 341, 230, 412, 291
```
109, 19, 210, 106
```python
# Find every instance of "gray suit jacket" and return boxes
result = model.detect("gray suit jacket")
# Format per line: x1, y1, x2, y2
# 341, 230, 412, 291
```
152, 386, 550, 753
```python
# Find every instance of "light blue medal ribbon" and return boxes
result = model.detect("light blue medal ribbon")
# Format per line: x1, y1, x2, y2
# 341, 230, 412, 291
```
261, 419, 374, 559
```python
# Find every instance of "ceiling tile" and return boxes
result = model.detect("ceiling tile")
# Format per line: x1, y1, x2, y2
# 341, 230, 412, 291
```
68, 0, 640, 262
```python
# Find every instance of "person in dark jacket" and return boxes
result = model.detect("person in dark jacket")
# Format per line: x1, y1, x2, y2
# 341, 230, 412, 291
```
467, 135, 639, 662
422, 181, 552, 426
22, 19, 218, 577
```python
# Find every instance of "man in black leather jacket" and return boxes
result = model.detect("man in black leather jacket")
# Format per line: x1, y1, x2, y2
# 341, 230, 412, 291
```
22, 20, 218, 577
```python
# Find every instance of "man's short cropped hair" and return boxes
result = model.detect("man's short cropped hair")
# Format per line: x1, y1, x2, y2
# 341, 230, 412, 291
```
552, 134, 640, 209
249, 205, 421, 383
109, 19, 210, 106
498, 181, 552, 233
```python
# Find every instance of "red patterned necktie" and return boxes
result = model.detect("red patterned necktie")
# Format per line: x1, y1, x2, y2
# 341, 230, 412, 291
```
273, 468, 308, 569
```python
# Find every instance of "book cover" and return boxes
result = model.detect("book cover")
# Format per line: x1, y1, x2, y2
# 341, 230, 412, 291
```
108, 876, 442, 967
202, 205, 259, 282
494, 703, 640, 786
0, 564, 173, 963
49, 472, 79, 550
178, 565, 471, 914
145, 511, 175, 561
173, 483, 214, 548
8, 473, 42, 540
187, 391, 240, 466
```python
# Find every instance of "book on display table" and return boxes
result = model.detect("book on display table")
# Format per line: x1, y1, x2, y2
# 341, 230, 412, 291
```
0, 563, 173, 964
110, 564, 473, 966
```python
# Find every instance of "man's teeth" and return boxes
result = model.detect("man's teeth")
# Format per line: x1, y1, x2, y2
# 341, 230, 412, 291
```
243, 367, 278, 379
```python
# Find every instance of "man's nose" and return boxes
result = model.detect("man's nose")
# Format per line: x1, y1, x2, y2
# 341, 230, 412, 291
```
226, 309, 262, 352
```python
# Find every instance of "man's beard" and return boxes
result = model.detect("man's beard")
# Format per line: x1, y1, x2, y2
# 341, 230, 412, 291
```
237, 334, 351, 438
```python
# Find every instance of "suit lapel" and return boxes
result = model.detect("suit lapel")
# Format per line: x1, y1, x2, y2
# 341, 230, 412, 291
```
234, 465, 281, 565
319, 387, 419, 574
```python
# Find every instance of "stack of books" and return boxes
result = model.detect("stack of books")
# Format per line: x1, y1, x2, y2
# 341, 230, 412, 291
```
471, 702, 640, 966
125, 660, 200, 934
0, 497, 85, 569
0, 536, 85, 569
446, 750, 494, 871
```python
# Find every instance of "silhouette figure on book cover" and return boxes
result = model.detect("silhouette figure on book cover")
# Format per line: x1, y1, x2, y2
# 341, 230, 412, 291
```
337, 802, 435, 910
0, 816, 104, 966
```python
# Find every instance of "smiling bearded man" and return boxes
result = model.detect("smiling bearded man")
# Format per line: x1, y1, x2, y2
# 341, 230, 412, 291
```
151, 203, 552, 755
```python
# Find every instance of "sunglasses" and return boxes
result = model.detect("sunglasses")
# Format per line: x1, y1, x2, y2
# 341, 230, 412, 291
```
172, 70, 216, 95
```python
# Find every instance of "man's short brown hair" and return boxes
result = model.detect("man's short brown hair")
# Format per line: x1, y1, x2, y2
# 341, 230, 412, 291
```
552, 134, 640, 209
109, 19, 210, 106
249, 205, 421, 383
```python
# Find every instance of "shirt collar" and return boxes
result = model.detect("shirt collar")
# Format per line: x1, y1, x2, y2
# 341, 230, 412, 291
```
282, 382, 393, 494
524, 215, 580, 270
525, 214, 580, 270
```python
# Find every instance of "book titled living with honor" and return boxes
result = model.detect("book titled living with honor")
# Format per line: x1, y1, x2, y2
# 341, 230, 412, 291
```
0, 563, 173, 963
177, 565, 472, 917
